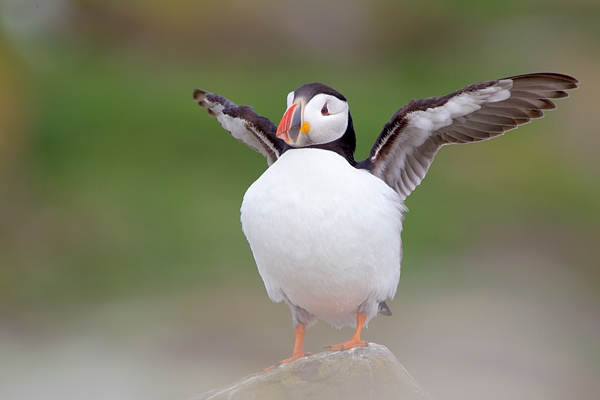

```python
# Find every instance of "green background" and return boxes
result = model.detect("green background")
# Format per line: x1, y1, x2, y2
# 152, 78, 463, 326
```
1, 1, 598, 399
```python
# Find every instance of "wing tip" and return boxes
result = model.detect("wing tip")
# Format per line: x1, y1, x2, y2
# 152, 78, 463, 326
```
193, 88, 206, 102
193, 88, 217, 114
509, 73, 580, 93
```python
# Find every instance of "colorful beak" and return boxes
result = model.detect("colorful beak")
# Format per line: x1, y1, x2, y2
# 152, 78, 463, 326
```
276, 103, 302, 144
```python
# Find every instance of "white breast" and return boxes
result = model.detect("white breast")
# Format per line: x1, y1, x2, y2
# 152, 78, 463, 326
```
240, 149, 406, 328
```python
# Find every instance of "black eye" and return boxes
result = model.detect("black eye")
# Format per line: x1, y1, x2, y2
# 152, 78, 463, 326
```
321, 104, 329, 115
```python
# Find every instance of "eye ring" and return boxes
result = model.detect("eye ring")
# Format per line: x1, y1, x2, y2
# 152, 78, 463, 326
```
321, 104, 329, 116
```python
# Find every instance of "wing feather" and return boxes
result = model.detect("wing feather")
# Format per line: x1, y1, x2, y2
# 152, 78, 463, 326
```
364, 73, 578, 200
193, 89, 286, 165
476, 106, 540, 121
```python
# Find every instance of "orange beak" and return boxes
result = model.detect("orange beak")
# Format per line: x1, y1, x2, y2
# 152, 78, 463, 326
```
276, 103, 301, 144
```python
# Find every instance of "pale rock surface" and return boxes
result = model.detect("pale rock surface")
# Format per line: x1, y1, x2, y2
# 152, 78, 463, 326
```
190, 343, 431, 400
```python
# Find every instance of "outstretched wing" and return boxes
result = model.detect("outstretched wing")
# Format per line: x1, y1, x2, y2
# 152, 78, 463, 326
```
193, 89, 287, 166
358, 73, 579, 201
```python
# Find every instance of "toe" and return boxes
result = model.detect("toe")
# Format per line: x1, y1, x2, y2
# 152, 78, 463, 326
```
325, 340, 368, 351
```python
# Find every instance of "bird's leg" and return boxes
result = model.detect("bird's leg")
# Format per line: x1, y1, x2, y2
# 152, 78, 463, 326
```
325, 312, 368, 351
263, 324, 309, 371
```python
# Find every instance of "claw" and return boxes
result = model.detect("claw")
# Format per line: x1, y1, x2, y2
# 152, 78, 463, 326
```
262, 352, 310, 371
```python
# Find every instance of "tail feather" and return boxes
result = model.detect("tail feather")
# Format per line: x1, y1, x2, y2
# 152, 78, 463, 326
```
378, 301, 392, 316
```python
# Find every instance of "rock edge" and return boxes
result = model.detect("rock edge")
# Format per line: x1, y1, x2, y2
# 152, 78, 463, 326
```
190, 343, 430, 400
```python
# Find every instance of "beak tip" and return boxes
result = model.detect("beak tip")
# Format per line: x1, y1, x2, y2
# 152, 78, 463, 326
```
276, 102, 300, 144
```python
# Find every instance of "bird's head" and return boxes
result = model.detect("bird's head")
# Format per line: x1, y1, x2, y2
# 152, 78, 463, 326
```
276, 83, 350, 147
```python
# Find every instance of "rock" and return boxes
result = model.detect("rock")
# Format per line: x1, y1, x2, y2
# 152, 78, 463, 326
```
190, 343, 431, 400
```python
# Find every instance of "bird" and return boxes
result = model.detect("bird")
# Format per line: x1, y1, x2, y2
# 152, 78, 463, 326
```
193, 73, 578, 369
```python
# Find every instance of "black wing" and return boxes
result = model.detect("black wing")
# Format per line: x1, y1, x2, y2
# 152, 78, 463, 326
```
193, 89, 287, 166
358, 73, 579, 201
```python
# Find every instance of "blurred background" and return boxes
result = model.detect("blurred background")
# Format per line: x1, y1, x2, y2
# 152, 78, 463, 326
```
0, 0, 599, 399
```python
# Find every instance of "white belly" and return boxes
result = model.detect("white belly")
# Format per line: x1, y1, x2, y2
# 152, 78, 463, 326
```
240, 149, 406, 328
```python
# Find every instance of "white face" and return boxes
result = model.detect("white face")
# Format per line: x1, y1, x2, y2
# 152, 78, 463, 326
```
279, 92, 349, 147
301, 94, 349, 146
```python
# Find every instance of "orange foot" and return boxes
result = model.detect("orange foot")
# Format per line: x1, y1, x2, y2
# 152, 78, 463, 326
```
325, 339, 368, 351
325, 312, 368, 352
263, 325, 309, 371
263, 352, 311, 371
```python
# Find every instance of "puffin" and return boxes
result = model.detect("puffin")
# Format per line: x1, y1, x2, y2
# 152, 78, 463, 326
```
193, 73, 578, 368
